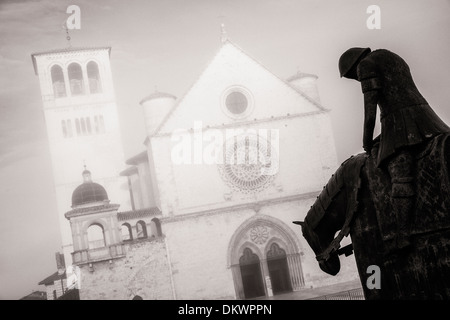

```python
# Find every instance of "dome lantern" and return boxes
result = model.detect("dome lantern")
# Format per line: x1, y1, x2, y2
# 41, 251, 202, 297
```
82, 168, 92, 183
71, 168, 109, 207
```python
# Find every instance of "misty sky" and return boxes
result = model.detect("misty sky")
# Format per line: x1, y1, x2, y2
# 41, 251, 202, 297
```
0, 0, 449, 299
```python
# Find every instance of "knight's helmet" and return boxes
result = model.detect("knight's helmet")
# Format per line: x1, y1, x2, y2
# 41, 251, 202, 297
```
339, 47, 371, 79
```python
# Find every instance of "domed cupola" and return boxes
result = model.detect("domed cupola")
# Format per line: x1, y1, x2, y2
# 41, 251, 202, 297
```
287, 71, 321, 103
139, 90, 177, 136
71, 168, 109, 207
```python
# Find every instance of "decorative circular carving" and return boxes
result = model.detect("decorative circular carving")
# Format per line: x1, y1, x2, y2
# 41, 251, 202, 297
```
218, 134, 277, 193
250, 226, 269, 244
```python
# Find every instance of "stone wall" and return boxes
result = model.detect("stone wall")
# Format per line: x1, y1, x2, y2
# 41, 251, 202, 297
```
163, 196, 360, 299
45, 278, 67, 300
78, 237, 173, 300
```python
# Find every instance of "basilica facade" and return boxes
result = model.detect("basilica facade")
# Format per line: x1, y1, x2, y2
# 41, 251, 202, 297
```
33, 38, 359, 300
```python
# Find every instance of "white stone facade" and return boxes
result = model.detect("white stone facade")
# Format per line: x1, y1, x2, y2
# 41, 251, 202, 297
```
43, 41, 359, 299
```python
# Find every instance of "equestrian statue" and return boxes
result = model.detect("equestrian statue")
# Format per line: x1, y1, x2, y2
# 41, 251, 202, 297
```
295, 48, 450, 299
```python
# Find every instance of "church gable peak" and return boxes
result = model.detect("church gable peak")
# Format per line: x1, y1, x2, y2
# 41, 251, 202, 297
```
154, 40, 326, 136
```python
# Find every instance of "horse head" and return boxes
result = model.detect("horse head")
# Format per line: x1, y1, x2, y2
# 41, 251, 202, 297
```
294, 153, 367, 276
294, 220, 341, 275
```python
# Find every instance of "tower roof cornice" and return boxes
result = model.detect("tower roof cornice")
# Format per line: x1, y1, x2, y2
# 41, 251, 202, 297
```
31, 46, 111, 74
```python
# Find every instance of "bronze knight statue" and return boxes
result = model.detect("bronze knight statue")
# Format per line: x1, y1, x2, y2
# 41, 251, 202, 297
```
295, 48, 450, 299
339, 47, 450, 251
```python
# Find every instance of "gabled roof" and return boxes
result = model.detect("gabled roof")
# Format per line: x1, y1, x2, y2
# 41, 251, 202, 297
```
31, 46, 111, 75
225, 40, 324, 109
117, 207, 161, 221
38, 271, 66, 286
152, 39, 327, 136
20, 291, 47, 300
119, 166, 138, 177
125, 150, 148, 165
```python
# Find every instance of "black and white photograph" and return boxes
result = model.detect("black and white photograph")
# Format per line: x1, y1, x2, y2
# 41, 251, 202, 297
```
1, 0, 450, 306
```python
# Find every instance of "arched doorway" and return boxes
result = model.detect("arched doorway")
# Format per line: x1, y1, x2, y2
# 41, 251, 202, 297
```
267, 243, 292, 295
228, 215, 305, 299
239, 248, 265, 299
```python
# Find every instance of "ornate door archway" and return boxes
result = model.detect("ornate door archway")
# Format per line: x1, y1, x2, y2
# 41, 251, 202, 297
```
228, 215, 305, 299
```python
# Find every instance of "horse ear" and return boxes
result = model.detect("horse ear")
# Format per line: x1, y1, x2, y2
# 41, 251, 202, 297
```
293, 221, 305, 227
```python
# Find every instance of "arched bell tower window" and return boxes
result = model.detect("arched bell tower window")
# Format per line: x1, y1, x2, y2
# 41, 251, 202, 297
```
85, 117, 92, 134
121, 223, 133, 241
62, 119, 73, 138
62, 120, 68, 138
87, 223, 106, 249
75, 118, 81, 135
68, 63, 84, 95
136, 220, 148, 239
80, 118, 87, 134
66, 119, 73, 137
99, 115, 105, 132
51, 65, 66, 98
87, 61, 102, 94
150, 218, 162, 237
94, 115, 104, 133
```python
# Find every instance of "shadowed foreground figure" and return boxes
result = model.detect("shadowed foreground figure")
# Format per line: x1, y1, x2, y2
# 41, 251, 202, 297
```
339, 47, 449, 251
295, 48, 450, 299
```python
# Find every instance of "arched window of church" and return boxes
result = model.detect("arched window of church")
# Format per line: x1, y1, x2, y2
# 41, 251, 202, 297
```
68, 63, 84, 95
99, 115, 105, 133
75, 118, 81, 135
94, 115, 105, 134
51, 65, 66, 98
87, 61, 102, 94
62, 120, 67, 138
87, 223, 106, 249
86, 117, 92, 134
94, 116, 99, 133
121, 223, 133, 241
67, 119, 73, 137
136, 221, 148, 239
150, 218, 162, 237
80, 118, 87, 135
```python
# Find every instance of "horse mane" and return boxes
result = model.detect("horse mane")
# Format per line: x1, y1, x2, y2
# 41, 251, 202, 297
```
304, 153, 366, 261
305, 153, 366, 230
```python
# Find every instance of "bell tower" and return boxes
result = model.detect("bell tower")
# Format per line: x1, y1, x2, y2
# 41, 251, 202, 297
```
31, 47, 131, 265
65, 169, 124, 270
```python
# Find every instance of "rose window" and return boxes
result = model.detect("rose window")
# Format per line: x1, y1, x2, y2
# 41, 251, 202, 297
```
219, 134, 277, 193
